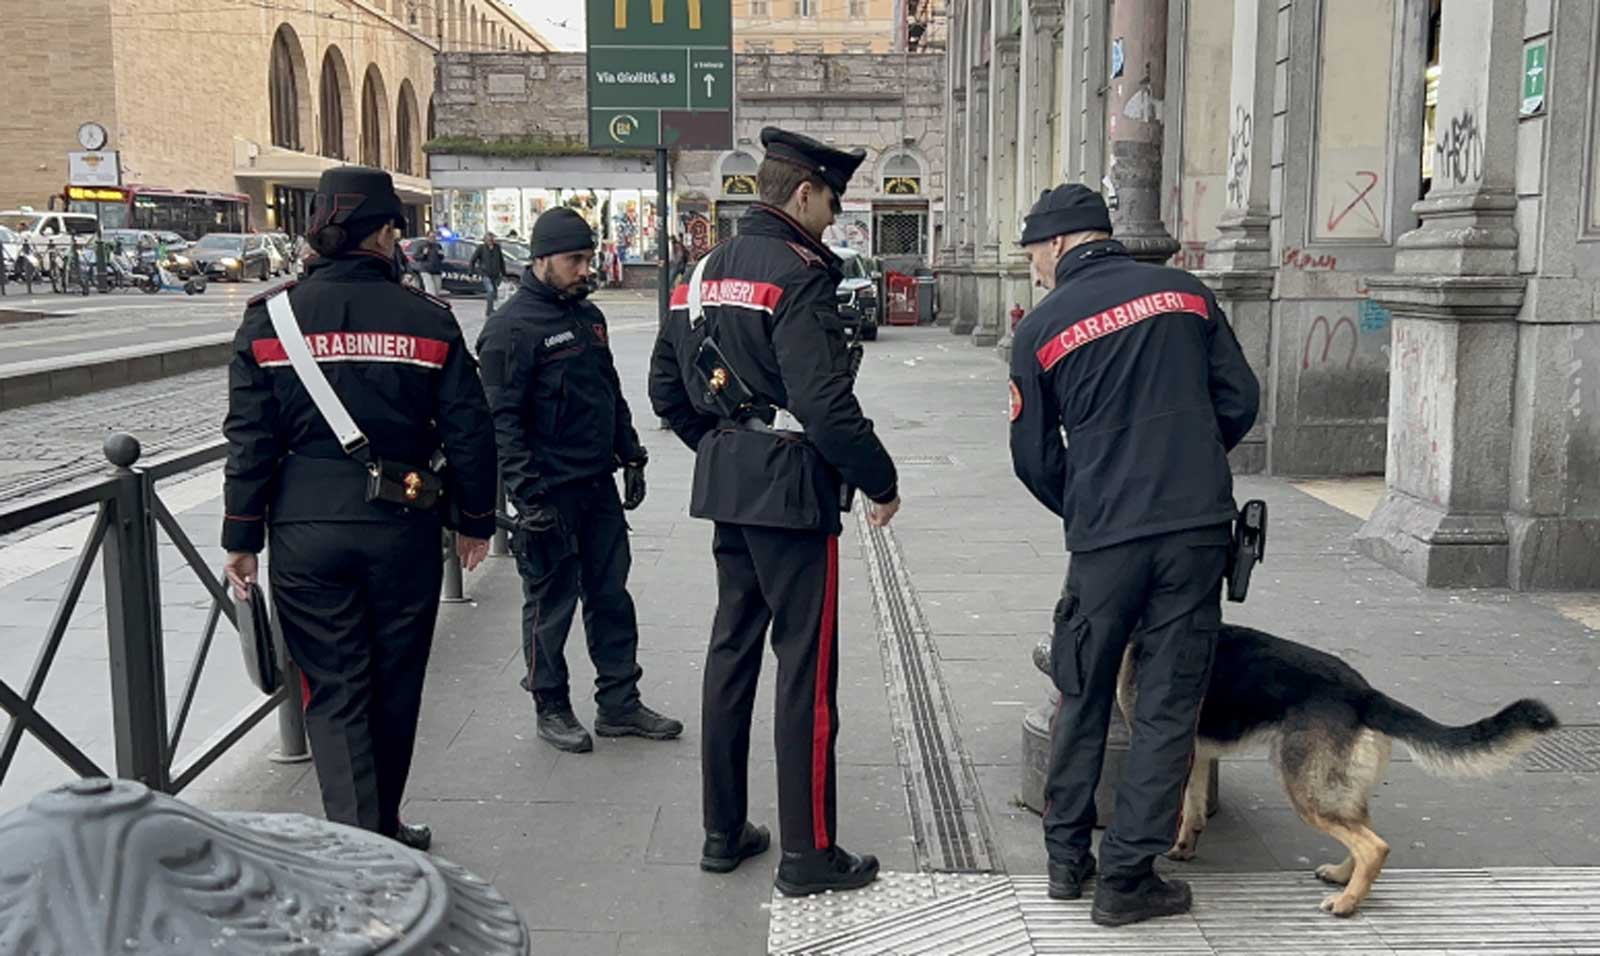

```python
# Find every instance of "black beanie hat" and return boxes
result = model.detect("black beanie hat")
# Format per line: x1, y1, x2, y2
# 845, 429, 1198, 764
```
531, 208, 596, 258
1018, 184, 1114, 245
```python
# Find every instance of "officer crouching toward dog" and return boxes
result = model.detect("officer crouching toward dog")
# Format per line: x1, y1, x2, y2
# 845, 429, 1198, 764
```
476, 208, 683, 754
649, 127, 900, 897
1008, 185, 1260, 926
222, 166, 499, 852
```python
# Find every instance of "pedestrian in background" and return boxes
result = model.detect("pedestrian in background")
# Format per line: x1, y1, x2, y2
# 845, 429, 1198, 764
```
222, 166, 498, 852
477, 207, 682, 754
470, 232, 508, 315
1008, 184, 1259, 926
418, 232, 446, 296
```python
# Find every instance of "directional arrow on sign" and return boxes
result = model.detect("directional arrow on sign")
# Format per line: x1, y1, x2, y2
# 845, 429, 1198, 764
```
704, 73, 716, 98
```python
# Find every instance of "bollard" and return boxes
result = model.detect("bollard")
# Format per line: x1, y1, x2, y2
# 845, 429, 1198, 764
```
441, 530, 468, 603
270, 653, 311, 764
490, 478, 511, 557
0, 779, 530, 954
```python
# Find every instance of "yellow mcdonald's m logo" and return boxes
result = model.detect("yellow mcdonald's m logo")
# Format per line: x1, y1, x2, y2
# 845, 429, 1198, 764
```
615, 0, 702, 30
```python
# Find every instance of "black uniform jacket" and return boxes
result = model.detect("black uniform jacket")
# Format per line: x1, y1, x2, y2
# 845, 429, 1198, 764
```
1008, 239, 1260, 553
475, 270, 645, 510
221, 252, 499, 553
648, 204, 897, 536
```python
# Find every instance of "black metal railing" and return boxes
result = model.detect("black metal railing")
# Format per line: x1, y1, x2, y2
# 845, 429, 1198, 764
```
0, 434, 309, 796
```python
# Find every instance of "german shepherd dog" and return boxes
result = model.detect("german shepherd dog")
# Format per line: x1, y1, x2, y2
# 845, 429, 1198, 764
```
1116, 624, 1560, 917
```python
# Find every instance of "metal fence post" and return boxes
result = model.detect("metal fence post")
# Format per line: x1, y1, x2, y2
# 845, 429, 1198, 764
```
271, 652, 311, 764
490, 478, 510, 558
442, 530, 467, 603
100, 435, 171, 791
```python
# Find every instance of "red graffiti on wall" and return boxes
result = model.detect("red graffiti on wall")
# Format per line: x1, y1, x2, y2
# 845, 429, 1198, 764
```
1326, 171, 1382, 234
1283, 247, 1339, 271
1302, 315, 1358, 370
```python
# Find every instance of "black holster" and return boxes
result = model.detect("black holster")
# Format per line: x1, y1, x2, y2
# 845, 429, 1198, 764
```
1225, 499, 1268, 603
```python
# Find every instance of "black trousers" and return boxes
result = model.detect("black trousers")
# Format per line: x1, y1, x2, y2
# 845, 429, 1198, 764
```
516, 476, 643, 716
1043, 523, 1229, 879
702, 522, 841, 853
269, 517, 442, 837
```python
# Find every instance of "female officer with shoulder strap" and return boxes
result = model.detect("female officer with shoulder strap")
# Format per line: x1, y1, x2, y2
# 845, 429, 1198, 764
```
221, 166, 498, 851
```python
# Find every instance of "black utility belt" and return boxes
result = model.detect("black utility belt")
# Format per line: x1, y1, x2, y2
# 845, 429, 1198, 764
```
364, 457, 445, 511
718, 417, 804, 437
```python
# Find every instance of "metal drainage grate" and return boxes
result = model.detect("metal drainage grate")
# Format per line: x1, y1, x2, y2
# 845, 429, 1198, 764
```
897, 454, 959, 466
858, 511, 998, 874
1521, 725, 1600, 772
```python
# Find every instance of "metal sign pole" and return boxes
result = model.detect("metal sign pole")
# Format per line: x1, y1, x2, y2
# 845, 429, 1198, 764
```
657, 147, 670, 327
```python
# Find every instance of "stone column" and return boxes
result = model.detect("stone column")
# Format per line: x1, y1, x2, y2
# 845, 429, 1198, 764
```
953, 62, 991, 336
975, 33, 1023, 347
938, 0, 968, 324
1103, 0, 1178, 263
1195, 0, 1276, 474
1357, 0, 1526, 588
999, 0, 1066, 361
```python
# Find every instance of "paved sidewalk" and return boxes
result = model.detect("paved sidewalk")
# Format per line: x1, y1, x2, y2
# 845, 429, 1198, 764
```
3, 324, 1597, 953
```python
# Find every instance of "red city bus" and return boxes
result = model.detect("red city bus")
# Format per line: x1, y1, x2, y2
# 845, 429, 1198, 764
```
62, 185, 249, 241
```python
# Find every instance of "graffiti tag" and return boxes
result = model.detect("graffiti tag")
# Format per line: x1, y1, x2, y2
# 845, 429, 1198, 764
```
1434, 110, 1483, 185
1302, 315, 1359, 370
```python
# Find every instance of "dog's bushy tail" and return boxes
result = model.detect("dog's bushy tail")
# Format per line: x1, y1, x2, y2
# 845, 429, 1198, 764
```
1363, 693, 1559, 776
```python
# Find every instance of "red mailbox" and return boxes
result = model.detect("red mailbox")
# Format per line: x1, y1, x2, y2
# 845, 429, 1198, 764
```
886, 272, 919, 326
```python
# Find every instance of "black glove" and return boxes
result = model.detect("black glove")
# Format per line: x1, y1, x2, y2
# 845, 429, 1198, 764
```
622, 461, 647, 511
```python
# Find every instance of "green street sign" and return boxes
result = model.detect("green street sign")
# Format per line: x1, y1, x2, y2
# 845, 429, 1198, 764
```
1522, 40, 1547, 116
586, 0, 734, 150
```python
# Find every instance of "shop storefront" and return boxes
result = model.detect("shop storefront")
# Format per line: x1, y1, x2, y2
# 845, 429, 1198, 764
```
434, 186, 663, 265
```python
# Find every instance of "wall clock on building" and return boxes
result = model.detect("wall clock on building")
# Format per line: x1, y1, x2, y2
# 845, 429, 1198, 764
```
77, 122, 108, 151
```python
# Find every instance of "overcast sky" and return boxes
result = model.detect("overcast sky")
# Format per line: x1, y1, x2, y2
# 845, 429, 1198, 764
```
508, 0, 585, 49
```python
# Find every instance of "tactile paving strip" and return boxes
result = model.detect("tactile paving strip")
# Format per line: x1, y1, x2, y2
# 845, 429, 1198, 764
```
1521, 725, 1600, 773
768, 868, 1600, 955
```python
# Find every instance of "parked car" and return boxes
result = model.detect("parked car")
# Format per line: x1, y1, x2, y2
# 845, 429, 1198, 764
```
3, 210, 100, 253
831, 247, 880, 340
187, 233, 274, 282
400, 236, 531, 295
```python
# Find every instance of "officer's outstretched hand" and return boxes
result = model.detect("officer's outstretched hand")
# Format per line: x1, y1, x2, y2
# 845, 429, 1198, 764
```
225, 552, 258, 601
458, 535, 491, 572
867, 495, 901, 528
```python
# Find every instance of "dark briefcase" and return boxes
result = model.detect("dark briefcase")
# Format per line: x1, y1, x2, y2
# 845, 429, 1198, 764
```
236, 582, 281, 695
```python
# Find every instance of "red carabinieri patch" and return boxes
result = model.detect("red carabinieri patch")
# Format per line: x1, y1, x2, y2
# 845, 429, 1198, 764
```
668, 278, 786, 314
252, 333, 450, 370
592, 323, 608, 346
1035, 291, 1210, 372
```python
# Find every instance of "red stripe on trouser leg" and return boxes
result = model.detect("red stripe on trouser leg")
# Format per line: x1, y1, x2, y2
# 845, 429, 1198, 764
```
811, 535, 840, 850
300, 671, 312, 715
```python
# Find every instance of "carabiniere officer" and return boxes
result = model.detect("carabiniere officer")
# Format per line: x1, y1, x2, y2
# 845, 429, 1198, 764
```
222, 166, 499, 852
477, 208, 683, 753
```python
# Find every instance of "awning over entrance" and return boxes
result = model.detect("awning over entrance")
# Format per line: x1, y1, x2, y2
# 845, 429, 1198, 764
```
232, 141, 432, 204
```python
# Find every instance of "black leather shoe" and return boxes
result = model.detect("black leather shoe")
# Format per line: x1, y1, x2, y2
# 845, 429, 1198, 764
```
1091, 872, 1193, 927
701, 822, 772, 873
394, 822, 432, 852
537, 710, 594, 753
1047, 854, 1097, 900
774, 845, 880, 897
594, 704, 684, 740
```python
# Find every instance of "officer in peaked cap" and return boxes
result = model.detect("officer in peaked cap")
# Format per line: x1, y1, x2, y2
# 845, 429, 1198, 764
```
649, 126, 900, 897
1007, 182, 1260, 926
223, 165, 499, 853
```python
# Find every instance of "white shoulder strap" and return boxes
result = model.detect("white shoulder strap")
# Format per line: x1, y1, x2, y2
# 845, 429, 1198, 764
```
686, 252, 713, 329
264, 292, 369, 456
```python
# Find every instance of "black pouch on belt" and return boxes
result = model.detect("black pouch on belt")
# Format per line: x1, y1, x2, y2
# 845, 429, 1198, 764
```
364, 458, 445, 511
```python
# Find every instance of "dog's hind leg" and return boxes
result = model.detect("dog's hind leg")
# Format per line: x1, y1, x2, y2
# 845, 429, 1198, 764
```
1277, 723, 1392, 916
1310, 817, 1389, 916
1167, 746, 1213, 861
1315, 855, 1355, 886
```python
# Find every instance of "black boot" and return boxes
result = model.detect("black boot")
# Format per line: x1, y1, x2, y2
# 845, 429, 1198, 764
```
594, 704, 684, 740
537, 709, 594, 753
1091, 872, 1193, 927
1047, 854, 1097, 900
774, 845, 880, 897
393, 822, 432, 852
701, 822, 772, 873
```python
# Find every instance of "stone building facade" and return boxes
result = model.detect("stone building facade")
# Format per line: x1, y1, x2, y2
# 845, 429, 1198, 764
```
940, 0, 1600, 590
429, 51, 945, 269
734, 0, 947, 54
0, 0, 545, 233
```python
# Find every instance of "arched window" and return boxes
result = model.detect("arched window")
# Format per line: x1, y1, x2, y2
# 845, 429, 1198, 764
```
396, 81, 421, 176
881, 152, 924, 195
719, 150, 760, 196
269, 25, 305, 150
319, 47, 351, 160
360, 65, 390, 168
